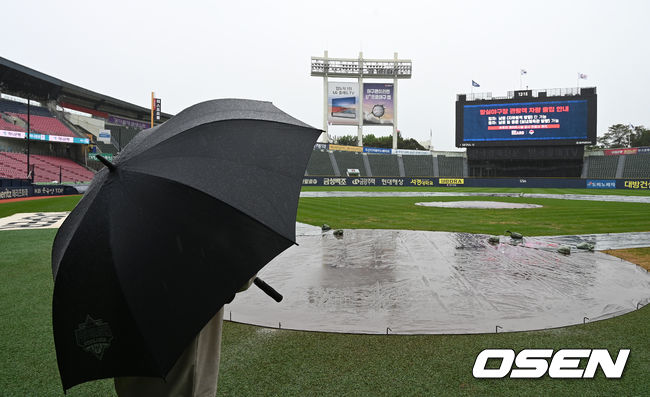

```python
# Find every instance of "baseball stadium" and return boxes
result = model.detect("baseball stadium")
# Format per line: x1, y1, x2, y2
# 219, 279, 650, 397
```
1, 51, 649, 397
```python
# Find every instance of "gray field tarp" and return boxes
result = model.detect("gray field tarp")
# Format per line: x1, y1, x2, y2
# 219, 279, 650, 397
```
226, 226, 650, 334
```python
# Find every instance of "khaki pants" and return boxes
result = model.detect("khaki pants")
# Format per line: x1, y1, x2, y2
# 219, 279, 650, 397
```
114, 308, 224, 397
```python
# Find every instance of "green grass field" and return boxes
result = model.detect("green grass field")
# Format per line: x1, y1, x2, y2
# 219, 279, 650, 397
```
301, 185, 650, 196
0, 190, 648, 396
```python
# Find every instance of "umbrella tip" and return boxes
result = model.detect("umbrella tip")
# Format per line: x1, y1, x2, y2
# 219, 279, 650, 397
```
96, 155, 116, 172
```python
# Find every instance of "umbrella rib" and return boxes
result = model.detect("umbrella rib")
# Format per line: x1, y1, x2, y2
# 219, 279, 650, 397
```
118, 120, 316, 168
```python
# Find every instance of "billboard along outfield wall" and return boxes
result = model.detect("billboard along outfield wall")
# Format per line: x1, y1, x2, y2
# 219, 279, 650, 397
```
302, 177, 650, 190
0, 183, 80, 200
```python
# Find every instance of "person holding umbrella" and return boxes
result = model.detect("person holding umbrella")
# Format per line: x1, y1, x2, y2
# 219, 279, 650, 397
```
114, 277, 256, 396
51, 99, 320, 394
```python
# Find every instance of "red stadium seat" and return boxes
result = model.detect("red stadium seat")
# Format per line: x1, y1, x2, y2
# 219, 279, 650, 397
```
0, 152, 94, 182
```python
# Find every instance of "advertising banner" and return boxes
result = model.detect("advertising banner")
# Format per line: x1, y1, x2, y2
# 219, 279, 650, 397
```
0, 185, 78, 200
393, 149, 431, 156
638, 147, 650, 154
329, 144, 363, 153
98, 129, 111, 144
363, 83, 394, 126
314, 143, 329, 151
328, 82, 359, 125
587, 180, 616, 189
154, 98, 162, 121
604, 148, 638, 156
0, 130, 89, 144
622, 180, 650, 189
363, 147, 391, 154
439, 178, 464, 186
301, 177, 597, 189
0, 130, 26, 139
0, 187, 30, 200
107, 115, 151, 130
302, 177, 436, 187
89, 153, 113, 161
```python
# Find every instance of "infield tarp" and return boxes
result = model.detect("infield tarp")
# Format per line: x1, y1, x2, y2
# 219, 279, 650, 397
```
226, 227, 650, 334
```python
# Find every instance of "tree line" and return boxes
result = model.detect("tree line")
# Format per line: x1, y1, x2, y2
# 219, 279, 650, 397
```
595, 124, 650, 148
332, 131, 427, 150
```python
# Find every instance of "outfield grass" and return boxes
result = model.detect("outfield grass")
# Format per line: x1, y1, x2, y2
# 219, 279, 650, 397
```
0, 193, 648, 396
0, 229, 113, 396
298, 196, 650, 236
0, 195, 82, 219
301, 185, 650, 196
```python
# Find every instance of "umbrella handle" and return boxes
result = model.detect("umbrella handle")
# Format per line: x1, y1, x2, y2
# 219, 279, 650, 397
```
254, 277, 283, 303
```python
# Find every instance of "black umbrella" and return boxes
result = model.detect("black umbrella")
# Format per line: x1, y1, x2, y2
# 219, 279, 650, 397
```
52, 99, 320, 391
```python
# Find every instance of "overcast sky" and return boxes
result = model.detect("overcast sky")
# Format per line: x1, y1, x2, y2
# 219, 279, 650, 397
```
2, 0, 649, 150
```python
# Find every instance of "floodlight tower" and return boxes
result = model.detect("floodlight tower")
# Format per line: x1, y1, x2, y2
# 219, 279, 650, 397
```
311, 51, 412, 148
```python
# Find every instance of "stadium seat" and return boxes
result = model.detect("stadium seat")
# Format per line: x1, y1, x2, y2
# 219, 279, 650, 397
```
0, 152, 94, 183
438, 156, 464, 177
332, 151, 367, 177
402, 155, 434, 177
367, 153, 400, 177
9, 113, 77, 138
622, 154, 650, 178
0, 118, 26, 132
306, 150, 335, 175
586, 156, 618, 179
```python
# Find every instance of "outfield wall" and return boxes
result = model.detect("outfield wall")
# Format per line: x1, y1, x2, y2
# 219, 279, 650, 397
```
302, 177, 650, 190
0, 179, 79, 200
3, 177, 648, 201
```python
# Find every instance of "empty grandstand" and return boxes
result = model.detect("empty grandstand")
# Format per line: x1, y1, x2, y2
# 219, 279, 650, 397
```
306, 150, 335, 176
622, 153, 650, 179
0, 98, 78, 138
0, 56, 174, 189
333, 151, 367, 176
367, 153, 400, 177
585, 155, 619, 179
0, 152, 94, 183
402, 154, 434, 177
0, 117, 24, 132
438, 155, 464, 177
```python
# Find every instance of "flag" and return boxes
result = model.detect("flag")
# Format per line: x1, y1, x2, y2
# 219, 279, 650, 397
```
472, 80, 480, 87
154, 98, 161, 121
520, 69, 527, 75
578, 73, 587, 79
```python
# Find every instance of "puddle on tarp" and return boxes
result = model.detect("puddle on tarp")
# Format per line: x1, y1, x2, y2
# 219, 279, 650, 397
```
227, 226, 650, 334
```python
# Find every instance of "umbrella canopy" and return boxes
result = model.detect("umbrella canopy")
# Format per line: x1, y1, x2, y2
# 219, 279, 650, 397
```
52, 99, 320, 390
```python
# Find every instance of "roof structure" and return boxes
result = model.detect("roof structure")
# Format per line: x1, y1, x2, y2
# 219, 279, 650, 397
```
0, 56, 173, 124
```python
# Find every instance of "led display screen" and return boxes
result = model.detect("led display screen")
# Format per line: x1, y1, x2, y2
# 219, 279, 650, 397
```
456, 93, 596, 147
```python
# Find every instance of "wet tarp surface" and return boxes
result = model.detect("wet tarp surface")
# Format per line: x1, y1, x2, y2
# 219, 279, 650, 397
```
415, 201, 542, 209
226, 225, 650, 334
